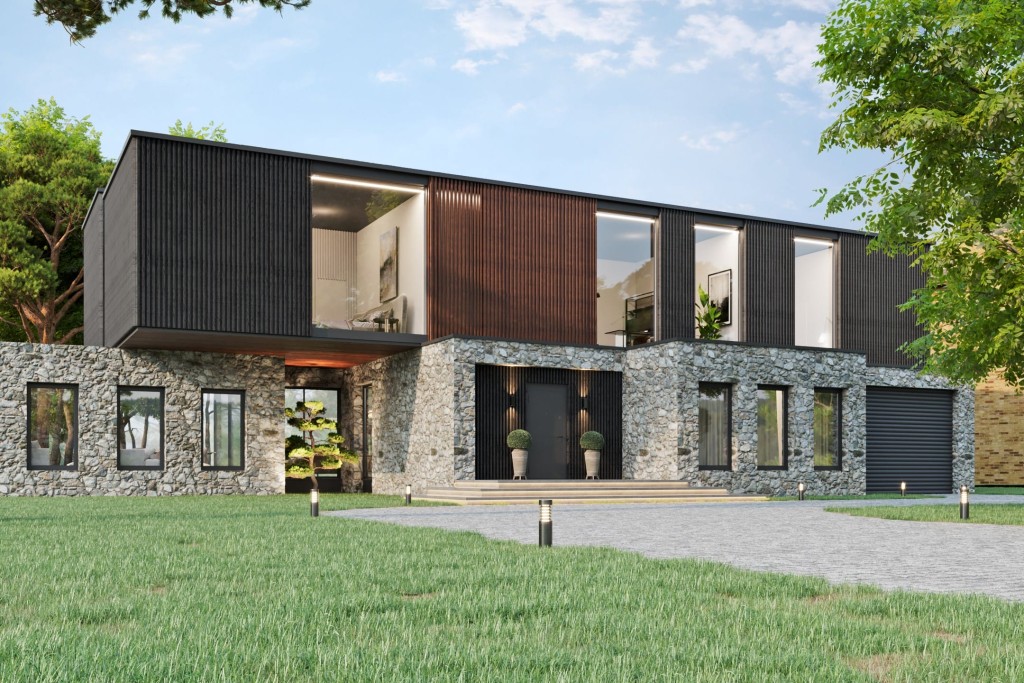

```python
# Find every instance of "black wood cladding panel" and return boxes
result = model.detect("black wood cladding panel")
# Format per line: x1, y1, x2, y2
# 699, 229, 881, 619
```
103, 139, 139, 346
657, 209, 696, 340
743, 220, 795, 346
83, 192, 104, 347
475, 364, 622, 480
838, 233, 924, 367
136, 137, 311, 337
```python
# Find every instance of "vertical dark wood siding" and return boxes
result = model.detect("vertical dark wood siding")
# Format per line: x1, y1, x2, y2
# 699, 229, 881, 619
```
83, 191, 104, 347
427, 178, 596, 344
657, 209, 696, 340
103, 139, 139, 346
136, 137, 311, 336
838, 233, 924, 367
475, 364, 622, 480
743, 220, 795, 346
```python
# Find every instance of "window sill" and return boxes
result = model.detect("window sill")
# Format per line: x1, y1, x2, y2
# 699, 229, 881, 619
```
26, 465, 78, 471
813, 465, 842, 471
698, 465, 732, 471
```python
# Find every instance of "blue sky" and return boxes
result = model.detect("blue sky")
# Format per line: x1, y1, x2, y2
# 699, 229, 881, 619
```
0, 0, 880, 227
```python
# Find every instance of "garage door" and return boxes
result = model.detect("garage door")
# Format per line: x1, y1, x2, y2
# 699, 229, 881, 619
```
866, 387, 954, 494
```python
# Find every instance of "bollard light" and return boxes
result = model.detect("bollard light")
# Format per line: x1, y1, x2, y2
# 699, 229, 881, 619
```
959, 485, 969, 520
310, 488, 319, 517
405, 484, 412, 506
797, 481, 806, 501
900, 481, 906, 498
539, 499, 553, 547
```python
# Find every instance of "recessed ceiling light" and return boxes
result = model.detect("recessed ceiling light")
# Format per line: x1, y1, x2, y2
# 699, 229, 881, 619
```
596, 211, 656, 224
310, 174, 424, 194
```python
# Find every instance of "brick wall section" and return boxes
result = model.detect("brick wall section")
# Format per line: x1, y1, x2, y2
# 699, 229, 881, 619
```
975, 374, 1024, 485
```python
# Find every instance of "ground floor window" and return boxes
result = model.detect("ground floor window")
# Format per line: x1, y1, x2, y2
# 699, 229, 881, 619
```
118, 387, 164, 470
27, 383, 78, 469
698, 383, 731, 469
285, 387, 340, 440
202, 390, 244, 469
814, 389, 842, 469
756, 386, 787, 469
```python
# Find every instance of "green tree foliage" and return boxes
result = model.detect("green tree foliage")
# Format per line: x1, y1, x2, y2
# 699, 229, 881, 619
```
0, 98, 113, 344
694, 285, 722, 340
285, 400, 352, 490
168, 120, 228, 142
817, 0, 1024, 386
34, 0, 311, 42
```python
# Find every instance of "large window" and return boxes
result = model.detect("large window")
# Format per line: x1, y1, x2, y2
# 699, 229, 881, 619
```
596, 211, 655, 347
310, 173, 426, 335
27, 383, 78, 470
698, 383, 731, 469
695, 224, 741, 341
814, 389, 842, 469
202, 390, 244, 469
794, 237, 835, 347
118, 387, 165, 470
285, 387, 340, 440
756, 386, 787, 469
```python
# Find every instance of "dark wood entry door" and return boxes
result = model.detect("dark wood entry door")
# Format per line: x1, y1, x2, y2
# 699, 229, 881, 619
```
526, 383, 567, 479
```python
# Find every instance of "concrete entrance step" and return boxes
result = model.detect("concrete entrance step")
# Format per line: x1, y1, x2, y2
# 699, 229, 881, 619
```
419, 480, 768, 505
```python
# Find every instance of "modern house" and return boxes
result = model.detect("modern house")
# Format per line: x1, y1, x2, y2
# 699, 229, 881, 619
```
0, 132, 974, 497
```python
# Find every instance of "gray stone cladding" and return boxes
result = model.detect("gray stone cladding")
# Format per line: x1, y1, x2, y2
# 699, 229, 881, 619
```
0, 342, 284, 496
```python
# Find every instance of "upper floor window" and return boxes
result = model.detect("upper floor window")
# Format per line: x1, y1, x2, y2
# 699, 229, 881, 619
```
695, 224, 741, 341
27, 383, 78, 470
794, 237, 835, 347
202, 390, 244, 470
596, 211, 654, 347
118, 387, 165, 470
756, 386, 788, 469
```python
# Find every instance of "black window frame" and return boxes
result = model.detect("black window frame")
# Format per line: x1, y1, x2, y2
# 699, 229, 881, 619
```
755, 384, 789, 470
26, 382, 79, 471
116, 386, 166, 471
813, 387, 843, 471
697, 382, 733, 471
201, 389, 246, 471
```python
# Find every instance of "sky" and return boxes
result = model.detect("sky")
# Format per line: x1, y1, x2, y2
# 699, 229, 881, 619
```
0, 0, 881, 228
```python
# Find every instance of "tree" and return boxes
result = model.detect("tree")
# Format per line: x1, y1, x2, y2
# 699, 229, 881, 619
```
0, 98, 113, 344
817, 0, 1024, 387
168, 120, 228, 142
285, 400, 354, 492
34, 0, 311, 42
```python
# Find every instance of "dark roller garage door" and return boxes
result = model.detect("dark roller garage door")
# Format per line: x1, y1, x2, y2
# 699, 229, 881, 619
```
866, 387, 954, 494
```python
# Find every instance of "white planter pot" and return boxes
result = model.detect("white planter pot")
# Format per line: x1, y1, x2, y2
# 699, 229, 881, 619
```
585, 449, 601, 479
512, 449, 529, 479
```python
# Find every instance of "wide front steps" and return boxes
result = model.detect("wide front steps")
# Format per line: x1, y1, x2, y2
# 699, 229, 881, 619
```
418, 480, 768, 505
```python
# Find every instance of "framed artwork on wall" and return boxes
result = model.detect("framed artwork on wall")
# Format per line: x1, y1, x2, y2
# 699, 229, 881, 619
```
379, 226, 399, 302
708, 269, 732, 326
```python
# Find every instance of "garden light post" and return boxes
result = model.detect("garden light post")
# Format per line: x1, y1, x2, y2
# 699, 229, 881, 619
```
900, 481, 906, 498
405, 484, 412, 505
539, 499, 552, 547
310, 488, 319, 517
960, 485, 970, 520
797, 482, 805, 501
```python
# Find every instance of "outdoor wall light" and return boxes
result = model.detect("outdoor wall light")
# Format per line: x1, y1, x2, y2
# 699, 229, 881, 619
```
405, 484, 413, 505
310, 488, 319, 518
539, 499, 553, 547
960, 485, 969, 520
900, 481, 907, 498
581, 396, 589, 411
797, 481, 806, 501
508, 394, 516, 409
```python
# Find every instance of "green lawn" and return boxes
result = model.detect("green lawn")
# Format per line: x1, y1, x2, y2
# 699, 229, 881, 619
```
770, 492, 939, 502
975, 486, 1024, 496
828, 503, 1024, 526
2, 495, 1024, 682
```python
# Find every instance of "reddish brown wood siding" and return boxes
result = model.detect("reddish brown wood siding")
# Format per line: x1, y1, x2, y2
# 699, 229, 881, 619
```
427, 178, 597, 344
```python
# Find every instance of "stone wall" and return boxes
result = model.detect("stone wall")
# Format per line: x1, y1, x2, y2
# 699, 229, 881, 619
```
974, 373, 1024, 485
0, 342, 284, 496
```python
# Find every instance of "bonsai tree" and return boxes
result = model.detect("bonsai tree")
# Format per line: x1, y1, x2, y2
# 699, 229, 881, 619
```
695, 285, 723, 340
579, 431, 605, 451
285, 400, 351, 491
506, 429, 532, 450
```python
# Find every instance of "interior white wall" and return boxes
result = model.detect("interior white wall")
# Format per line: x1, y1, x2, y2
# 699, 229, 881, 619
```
794, 246, 834, 347
312, 228, 356, 325
694, 230, 741, 341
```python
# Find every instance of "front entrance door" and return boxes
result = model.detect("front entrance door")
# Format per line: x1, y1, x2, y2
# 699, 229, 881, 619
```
526, 383, 567, 479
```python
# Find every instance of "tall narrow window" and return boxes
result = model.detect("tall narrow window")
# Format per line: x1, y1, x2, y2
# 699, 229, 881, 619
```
698, 383, 731, 469
27, 383, 78, 470
695, 224, 741, 341
814, 389, 842, 469
202, 390, 244, 469
118, 387, 165, 470
794, 237, 835, 347
756, 386, 787, 468
596, 211, 655, 347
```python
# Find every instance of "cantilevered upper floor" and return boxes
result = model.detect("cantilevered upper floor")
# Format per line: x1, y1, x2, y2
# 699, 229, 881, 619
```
83, 131, 923, 367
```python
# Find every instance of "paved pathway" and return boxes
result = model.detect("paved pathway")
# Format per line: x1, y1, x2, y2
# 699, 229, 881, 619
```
330, 495, 1024, 601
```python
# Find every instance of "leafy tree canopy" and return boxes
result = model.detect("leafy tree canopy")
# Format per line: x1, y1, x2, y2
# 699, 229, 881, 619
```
34, 0, 311, 42
168, 119, 227, 142
817, 0, 1024, 387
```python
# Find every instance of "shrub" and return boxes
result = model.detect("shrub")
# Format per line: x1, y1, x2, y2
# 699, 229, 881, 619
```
579, 431, 605, 450
507, 429, 532, 450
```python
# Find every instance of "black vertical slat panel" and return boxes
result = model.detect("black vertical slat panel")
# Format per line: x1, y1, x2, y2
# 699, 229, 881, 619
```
657, 209, 695, 340
866, 387, 953, 493
838, 234, 924, 366
136, 137, 311, 336
744, 220, 794, 346
82, 190, 104, 346
103, 139, 138, 345
474, 365, 622, 480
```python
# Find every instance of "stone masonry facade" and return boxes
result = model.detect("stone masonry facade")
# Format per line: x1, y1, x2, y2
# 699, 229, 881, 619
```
0, 342, 284, 496
974, 373, 1024, 485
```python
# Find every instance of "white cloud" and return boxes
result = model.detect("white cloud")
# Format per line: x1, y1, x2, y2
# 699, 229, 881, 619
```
678, 0, 714, 7
679, 125, 743, 151
772, 0, 832, 12
507, 102, 527, 115
452, 57, 498, 75
669, 57, 709, 73
375, 70, 406, 83
454, 0, 642, 51
455, 2, 530, 50
574, 49, 625, 74
629, 37, 659, 68
132, 42, 200, 73
424, 0, 454, 8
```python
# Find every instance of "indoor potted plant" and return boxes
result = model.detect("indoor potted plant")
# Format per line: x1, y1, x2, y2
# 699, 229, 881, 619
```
507, 429, 531, 480
580, 431, 605, 479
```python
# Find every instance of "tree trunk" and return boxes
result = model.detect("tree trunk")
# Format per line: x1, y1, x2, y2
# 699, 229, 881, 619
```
62, 397, 75, 465
141, 415, 149, 449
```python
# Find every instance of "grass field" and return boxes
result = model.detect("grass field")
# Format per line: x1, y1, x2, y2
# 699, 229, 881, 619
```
769, 492, 939, 502
828, 503, 1024, 526
2, 495, 1024, 682
975, 486, 1024, 496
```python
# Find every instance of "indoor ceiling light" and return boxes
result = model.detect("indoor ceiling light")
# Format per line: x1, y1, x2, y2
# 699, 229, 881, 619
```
310, 174, 424, 194
694, 224, 737, 234
596, 210, 656, 224
794, 237, 832, 246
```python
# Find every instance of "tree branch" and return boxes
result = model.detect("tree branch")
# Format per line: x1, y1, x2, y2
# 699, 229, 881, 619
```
57, 326, 84, 344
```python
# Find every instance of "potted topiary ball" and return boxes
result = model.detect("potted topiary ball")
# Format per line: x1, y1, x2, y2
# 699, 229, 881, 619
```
507, 429, 532, 480
580, 431, 605, 480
